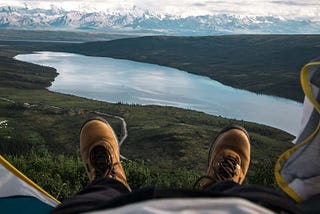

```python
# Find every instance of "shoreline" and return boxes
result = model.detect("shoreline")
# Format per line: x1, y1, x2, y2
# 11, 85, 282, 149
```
14, 51, 302, 135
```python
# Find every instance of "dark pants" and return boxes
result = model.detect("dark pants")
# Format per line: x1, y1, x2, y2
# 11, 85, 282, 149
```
52, 179, 301, 214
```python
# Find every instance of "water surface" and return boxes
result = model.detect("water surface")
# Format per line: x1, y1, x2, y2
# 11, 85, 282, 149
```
15, 52, 303, 135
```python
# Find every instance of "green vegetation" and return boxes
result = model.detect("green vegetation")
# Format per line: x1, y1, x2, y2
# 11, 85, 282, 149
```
0, 40, 294, 201
0, 55, 57, 89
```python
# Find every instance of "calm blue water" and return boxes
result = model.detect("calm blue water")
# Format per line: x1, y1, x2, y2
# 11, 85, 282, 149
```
15, 51, 303, 135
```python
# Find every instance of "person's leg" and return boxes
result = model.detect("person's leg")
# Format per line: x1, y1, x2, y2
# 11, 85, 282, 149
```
87, 124, 299, 213
52, 117, 131, 214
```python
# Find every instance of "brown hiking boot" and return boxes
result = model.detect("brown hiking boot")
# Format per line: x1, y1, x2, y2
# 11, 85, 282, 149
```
202, 124, 251, 188
80, 117, 131, 191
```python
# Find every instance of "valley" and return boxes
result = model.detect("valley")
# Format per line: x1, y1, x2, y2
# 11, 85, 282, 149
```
0, 38, 297, 200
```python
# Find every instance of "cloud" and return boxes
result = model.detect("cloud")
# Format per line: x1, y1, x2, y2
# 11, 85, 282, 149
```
0, 0, 319, 19
271, 1, 320, 6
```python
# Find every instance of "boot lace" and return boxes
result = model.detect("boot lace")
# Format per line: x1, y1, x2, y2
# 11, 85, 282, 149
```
193, 154, 241, 189
215, 155, 241, 182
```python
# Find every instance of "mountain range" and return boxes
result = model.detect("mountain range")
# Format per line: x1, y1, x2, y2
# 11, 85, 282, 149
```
0, 5, 319, 35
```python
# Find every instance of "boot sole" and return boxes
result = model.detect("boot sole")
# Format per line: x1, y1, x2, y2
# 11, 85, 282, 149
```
207, 124, 250, 166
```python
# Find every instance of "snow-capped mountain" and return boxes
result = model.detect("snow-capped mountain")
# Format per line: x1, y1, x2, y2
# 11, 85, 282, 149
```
0, 5, 319, 35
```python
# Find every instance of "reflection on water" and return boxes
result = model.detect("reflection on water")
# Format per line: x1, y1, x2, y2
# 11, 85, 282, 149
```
15, 51, 303, 135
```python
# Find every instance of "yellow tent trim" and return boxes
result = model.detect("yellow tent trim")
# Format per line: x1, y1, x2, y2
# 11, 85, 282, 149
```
275, 61, 320, 202
301, 62, 320, 113
0, 155, 60, 204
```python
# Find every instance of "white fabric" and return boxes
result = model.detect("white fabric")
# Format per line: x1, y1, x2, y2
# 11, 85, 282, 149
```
88, 198, 275, 214
289, 176, 320, 200
0, 164, 57, 207
295, 96, 314, 143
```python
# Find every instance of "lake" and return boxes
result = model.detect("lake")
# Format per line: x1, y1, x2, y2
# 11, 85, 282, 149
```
15, 51, 303, 135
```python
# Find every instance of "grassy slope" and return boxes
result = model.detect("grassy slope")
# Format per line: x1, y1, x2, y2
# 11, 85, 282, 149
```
0, 44, 294, 200
0, 55, 57, 89
54, 35, 320, 102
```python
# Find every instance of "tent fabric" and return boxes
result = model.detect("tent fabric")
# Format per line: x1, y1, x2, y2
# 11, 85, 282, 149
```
0, 155, 59, 213
0, 196, 54, 214
275, 61, 320, 202
88, 198, 275, 214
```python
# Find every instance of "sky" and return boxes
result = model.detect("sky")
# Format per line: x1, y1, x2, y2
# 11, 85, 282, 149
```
1, 0, 320, 20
